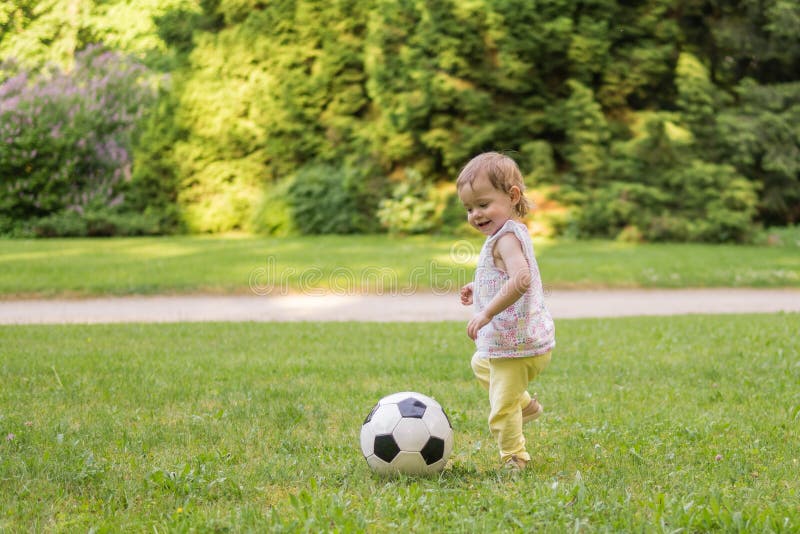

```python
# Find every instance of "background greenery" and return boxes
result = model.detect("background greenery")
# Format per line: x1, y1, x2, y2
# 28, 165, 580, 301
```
1, 0, 799, 240
2, 316, 798, 531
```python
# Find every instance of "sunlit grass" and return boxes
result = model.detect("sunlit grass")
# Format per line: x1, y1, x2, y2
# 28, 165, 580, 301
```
0, 235, 798, 297
1, 315, 798, 531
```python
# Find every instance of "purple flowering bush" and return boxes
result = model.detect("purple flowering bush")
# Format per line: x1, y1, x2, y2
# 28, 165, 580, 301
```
0, 45, 160, 236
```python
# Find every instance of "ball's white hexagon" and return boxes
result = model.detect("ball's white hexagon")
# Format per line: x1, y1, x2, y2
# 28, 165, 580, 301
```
368, 404, 402, 435
426, 457, 447, 473
422, 406, 451, 438
376, 391, 410, 405
392, 417, 430, 452
359, 424, 375, 457
389, 451, 429, 475
365, 454, 392, 475
442, 432, 454, 462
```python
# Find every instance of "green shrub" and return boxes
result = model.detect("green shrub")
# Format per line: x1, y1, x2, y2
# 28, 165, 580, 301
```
754, 225, 800, 247
0, 46, 159, 236
287, 164, 379, 235
439, 187, 472, 236
127, 90, 185, 235
250, 179, 294, 236
562, 80, 610, 186
377, 169, 441, 234
177, 157, 264, 233
24, 203, 164, 238
570, 114, 760, 243
574, 162, 758, 243
574, 181, 670, 239
716, 80, 800, 225
519, 141, 557, 184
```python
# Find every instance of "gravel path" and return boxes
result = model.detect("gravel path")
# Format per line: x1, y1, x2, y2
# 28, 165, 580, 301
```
1, 289, 798, 324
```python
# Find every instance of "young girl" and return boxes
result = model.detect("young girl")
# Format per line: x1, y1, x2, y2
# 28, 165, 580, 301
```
457, 152, 555, 471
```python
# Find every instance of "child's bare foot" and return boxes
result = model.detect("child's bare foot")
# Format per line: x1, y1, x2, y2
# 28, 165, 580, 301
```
521, 397, 543, 424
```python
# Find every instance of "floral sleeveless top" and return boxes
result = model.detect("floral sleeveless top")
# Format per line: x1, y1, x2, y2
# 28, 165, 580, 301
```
473, 220, 555, 359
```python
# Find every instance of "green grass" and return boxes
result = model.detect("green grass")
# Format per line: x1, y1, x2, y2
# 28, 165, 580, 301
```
1, 315, 798, 531
1, 234, 799, 297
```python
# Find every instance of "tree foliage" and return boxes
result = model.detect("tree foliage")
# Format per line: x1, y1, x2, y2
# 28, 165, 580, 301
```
0, 0, 798, 240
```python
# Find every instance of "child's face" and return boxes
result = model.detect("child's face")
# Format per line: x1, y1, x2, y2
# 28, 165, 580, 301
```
458, 175, 520, 236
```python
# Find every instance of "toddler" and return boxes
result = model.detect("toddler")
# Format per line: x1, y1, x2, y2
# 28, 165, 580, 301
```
457, 152, 555, 471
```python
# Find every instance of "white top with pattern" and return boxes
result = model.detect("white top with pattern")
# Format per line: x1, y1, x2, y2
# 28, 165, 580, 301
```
473, 219, 555, 359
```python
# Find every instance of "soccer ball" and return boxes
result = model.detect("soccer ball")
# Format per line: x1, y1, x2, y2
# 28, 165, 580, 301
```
360, 391, 454, 475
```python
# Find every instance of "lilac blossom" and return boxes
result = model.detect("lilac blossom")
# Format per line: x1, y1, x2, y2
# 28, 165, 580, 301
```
0, 45, 161, 226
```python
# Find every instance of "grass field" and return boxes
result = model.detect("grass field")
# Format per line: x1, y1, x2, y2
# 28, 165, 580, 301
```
2, 314, 798, 531
1, 234, 799, 297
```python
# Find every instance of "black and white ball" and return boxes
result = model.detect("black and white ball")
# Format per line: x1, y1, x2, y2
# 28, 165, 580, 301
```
360, 391, 454, 475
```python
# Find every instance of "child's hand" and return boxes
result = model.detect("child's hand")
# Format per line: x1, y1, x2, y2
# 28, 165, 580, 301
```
467, 311, 491, 340
460, 283, 474, 306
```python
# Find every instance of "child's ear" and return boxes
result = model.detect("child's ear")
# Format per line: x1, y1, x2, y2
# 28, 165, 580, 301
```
509, 186, 521, 205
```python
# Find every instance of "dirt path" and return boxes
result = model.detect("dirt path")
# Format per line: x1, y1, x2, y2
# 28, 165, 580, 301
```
1, 289, 798, 324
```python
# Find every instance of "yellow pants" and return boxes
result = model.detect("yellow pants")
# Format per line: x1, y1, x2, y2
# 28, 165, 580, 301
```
471, 352, 551, 463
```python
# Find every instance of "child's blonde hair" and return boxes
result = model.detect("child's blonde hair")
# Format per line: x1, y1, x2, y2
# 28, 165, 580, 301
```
456, 152, 531, 217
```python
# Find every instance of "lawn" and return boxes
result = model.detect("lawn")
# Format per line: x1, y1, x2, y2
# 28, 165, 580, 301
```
0, 234, 798, 297
1, 314, 798, 531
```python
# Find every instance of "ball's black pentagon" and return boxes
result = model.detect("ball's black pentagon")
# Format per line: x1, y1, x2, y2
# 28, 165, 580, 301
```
373, 434, 401, 463
397, 397, 426, 418
420, 437, 445, 465
363, 404, 379, 425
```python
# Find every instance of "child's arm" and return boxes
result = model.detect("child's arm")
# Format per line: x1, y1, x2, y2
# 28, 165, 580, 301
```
467, 233, 531, 340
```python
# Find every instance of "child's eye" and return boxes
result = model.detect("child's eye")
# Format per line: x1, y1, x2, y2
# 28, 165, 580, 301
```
479, 203, 489, 208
